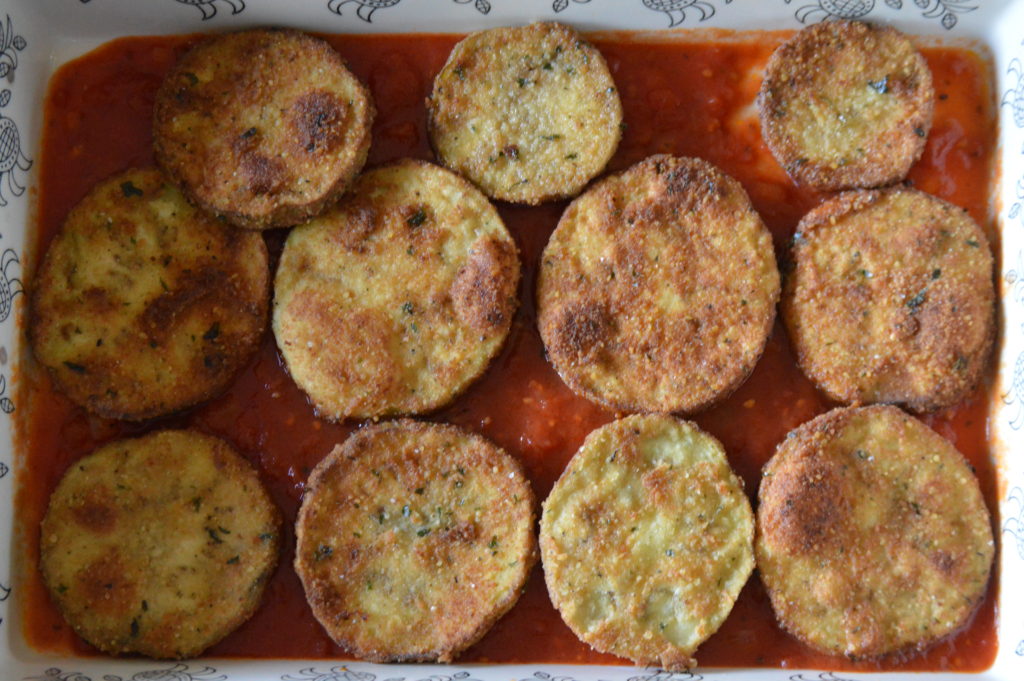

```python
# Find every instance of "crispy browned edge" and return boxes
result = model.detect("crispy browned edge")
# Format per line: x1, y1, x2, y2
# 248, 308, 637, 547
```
425, 21, 622, 205
293, 418, 538, 663
153, 28, 375, 229
757, 20, 934, 191
38, 429, 282, 659
537, 154, 779, 414
27, 168, 271, 421
780, 187, 995, 412
755, 404, 994, 659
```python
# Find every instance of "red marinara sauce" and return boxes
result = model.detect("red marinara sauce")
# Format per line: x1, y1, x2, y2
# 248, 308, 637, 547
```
17, 32, 998, 671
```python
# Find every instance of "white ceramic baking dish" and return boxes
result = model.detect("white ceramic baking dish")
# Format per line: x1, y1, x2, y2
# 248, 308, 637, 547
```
2, 1, 1023, 680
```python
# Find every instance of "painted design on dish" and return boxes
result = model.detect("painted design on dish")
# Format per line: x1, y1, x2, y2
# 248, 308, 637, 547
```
173, 0, 246, 21
26, 670, 96, 681
327, 0, 401, 22
323, 0, 741, 26
0, 374, 14, 415
517, 671, 704, 681
1002, 248, 1024, 429
0, 579, 9, 631
0, 88, 32, 208
79, 0, 246, 20
516, 672, 584, 681
0, 17, 31, 210
0, 12, 26, 474
553, 0, 591, 12
786, 0, 977, 30
789, 674, 861, 681
453, 0, 493, 15
641, 0, 732, 27
914, 0, 979, 29
1006, 486, 1024, 660
0, 14, 26, 78
787, 0, 878, 22
283, 668, 479, 681
1008, 177, 1024, 227
327, 0, 491, 23
625, 670, 704, 681
1004, 57, 1024, 129
0, 247, 22, 323
26, 665, 227, 681
0, 242, 19, 422
1003, 349, 1024, 430
1003, 486, 1024, 559
280, 669, 708, 681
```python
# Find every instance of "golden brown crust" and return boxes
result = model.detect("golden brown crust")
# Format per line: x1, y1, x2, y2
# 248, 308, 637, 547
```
294, 419, 536, 662
428, 21, 622, 204
540, 414, 754, 670
273, 159, 520, 421
29, 167, 269, 421
40, 430, 281, 659
153, 28, 374, 229
782, 187, 995, 412
537, 155, 779, 414
756, 405, 994, 659
451, 235, 519, 333
758, 20, 933, 191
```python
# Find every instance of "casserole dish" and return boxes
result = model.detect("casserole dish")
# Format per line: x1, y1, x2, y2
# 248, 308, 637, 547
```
3, 1, 1024, 679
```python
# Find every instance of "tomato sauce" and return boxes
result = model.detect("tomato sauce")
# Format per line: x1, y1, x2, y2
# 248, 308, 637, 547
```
17, 32, 999, 671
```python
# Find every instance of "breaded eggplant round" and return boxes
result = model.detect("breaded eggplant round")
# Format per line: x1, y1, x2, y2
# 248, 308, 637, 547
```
30, 167, 269, 421
428, 21, 622, 204
758, 20, 934, 191
540, 414, 754, 670
537, 155, 779, 414
782, 187, 994, 412
39, 430, 281, 659
295, 419, 536, 662
154, 28, 374, 229
273, 159, 520, 421
757, 405, 994, 658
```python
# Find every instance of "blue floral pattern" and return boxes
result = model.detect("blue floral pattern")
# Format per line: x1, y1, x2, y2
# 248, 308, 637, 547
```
1004, 51, 1024, 242
1003, 57, 1024, 130
1002, 41, 1024, 676
1008, 176, 1024, 227
1001, 246, 1024, 428
1000, 20, 1024, 669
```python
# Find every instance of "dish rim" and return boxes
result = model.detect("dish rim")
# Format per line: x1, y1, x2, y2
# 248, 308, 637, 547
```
2, 1, 1023, 680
